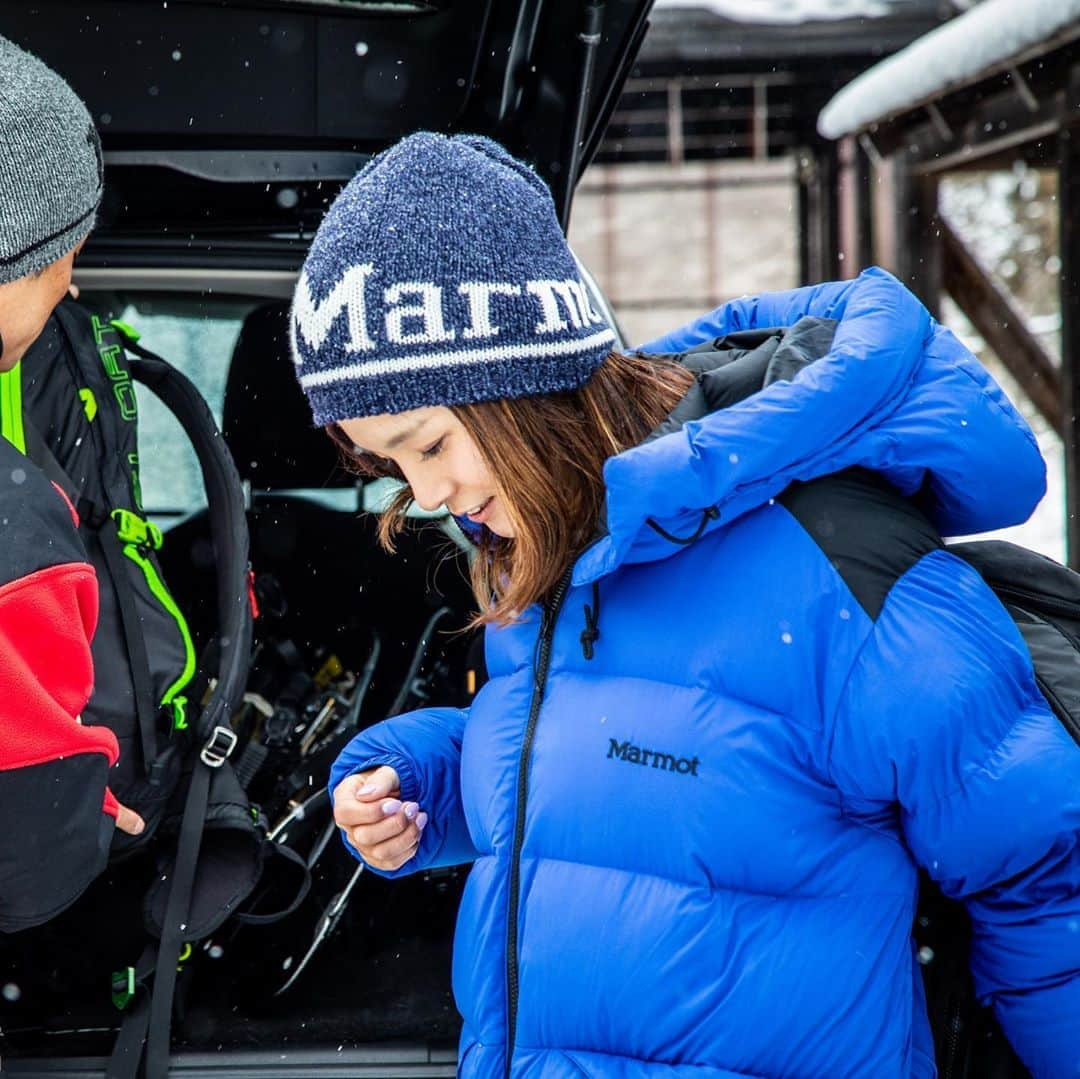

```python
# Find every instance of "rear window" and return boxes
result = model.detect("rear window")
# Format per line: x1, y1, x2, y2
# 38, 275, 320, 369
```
82, 292, 252, 518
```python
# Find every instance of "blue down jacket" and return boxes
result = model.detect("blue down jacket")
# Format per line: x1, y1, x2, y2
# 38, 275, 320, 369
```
331, 267, 1080, 1077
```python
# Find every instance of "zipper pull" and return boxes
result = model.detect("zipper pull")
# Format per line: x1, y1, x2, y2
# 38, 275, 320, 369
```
539, 568, 574, 641
539, 603, 554, 640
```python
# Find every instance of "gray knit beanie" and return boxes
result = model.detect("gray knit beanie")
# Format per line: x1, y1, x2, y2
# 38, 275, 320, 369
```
0, 35, 103, 284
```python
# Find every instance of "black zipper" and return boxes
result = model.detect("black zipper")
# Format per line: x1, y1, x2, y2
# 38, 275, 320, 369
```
504, 568, 573, 1078
941, 1001, 965, 1079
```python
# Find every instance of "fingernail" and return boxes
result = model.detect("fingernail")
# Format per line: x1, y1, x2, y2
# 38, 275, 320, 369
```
133, 818, 145, 835
416, 812, 429, 830
356, 782, 377, 798
381, 799, 402, 816
403, 802, 419, 821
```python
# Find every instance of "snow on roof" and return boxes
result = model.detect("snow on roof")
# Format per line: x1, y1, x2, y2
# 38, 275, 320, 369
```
818, 0, 1080, 139
651, 0, 894, 23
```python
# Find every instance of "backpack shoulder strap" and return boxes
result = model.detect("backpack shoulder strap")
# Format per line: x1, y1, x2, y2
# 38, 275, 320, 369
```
22, 411, 78, 502
105, 327, 256, 1079
949, 538, 1080, 747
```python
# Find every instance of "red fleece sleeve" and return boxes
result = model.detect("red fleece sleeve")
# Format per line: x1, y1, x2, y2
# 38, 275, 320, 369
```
0, 562, 120, 814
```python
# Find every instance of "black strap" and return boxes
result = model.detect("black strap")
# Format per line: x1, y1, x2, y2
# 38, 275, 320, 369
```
96, 328, 253, 1077
105, 945, 157, 1079
231, 843, 312, 926
21, 415, 77, 502
123, 342, 252, 727
104, 762, 213, 1079
146, 761, 215, 1079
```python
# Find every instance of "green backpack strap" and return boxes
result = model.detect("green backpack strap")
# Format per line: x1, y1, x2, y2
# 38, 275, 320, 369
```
0, 364, 25, 453
110, 506, 195, 732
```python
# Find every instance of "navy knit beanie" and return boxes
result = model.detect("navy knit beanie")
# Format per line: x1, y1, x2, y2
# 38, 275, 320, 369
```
291, 132, 616, 424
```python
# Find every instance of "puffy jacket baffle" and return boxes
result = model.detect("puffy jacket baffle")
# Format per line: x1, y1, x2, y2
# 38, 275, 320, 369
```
330, 268, 1080, 1078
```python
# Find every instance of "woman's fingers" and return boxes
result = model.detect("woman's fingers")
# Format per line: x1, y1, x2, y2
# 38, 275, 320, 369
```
333, 766, 426, 870
335, 792, 400, 829
347, 800, 421, 849
347, 799, 410, 847
352, 765, 400, 801
334, 765, 401, 828
349, 804, 429, 871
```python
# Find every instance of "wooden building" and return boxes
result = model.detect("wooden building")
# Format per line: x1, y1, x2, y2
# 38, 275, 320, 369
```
817, 0, 1080, 560
594, 0, 945, 284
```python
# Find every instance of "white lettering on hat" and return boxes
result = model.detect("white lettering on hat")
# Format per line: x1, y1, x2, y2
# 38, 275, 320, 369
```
526, 279, 602, 334
294, 266, 612, 357
458, 282, 523, 340
384, 283, 456, 345
574, 279, 605, 324
292, 264, 377, 356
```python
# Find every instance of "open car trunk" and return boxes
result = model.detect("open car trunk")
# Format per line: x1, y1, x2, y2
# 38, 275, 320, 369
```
0, 1, 647, 1073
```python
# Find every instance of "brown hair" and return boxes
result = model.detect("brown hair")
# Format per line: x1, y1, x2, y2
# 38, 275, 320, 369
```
328, 350, 695, 626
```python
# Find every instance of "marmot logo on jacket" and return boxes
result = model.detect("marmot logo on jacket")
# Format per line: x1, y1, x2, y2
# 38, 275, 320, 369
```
607, 738, 700, 776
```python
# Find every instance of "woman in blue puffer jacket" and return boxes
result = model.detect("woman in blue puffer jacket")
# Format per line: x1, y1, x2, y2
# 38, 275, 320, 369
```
290, 131, 1080, 1078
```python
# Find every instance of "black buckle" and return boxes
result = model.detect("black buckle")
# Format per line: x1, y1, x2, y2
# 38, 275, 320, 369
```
199, 726, 238, 768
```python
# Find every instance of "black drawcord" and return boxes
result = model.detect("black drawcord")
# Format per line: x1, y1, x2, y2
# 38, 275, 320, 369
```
580, 579, 601, 660
646, 505, 720, 546
578, 506, 717, 660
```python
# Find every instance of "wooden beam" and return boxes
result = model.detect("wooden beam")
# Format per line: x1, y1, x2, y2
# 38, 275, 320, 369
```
817, 141, 840, 281
893, 157, 942, 318
1060, 124, 1080, 566
941, 218, 1063, 434
800, 141, 840, 283
666, 80, 685, 165
798, 151, 812, 286
855, 139, 875, 273
838, 136, 858, 278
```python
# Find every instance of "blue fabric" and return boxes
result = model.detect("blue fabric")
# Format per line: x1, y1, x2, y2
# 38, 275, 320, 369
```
292, 133, 615, 424
330, 268, 1080, 1077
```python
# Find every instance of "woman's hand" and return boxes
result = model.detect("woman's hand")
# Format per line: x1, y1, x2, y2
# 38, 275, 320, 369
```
333, 764, 428, 871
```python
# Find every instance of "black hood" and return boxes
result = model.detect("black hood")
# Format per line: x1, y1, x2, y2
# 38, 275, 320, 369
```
646, 316, 840, 442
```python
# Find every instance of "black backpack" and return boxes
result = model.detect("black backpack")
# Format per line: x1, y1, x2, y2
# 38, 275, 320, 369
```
917, 539, 1080, 1079
16, 302, 197, 853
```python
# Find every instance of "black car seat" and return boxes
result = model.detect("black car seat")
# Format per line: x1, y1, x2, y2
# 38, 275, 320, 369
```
221, 300, 343, 494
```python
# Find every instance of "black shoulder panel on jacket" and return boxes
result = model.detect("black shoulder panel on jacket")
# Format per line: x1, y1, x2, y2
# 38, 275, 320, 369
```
0, 436, 88, 587
778, 467, 943, 621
